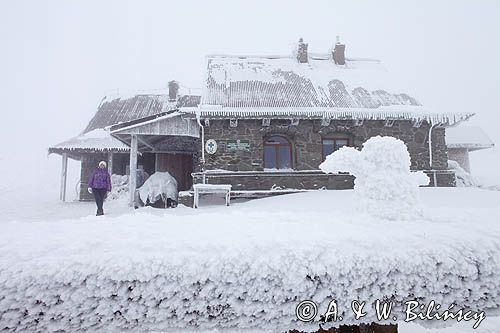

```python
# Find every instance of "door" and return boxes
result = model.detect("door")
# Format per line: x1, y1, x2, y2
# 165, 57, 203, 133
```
155, 153, 194, 191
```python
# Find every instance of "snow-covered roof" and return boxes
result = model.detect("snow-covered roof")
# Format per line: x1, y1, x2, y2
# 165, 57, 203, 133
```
84, 94, 200, 133
49, 129, 130, 154
197, 54, 472, 124
49, 93, 201, 154
110, 111, 200, 138
446, 125, 495, 151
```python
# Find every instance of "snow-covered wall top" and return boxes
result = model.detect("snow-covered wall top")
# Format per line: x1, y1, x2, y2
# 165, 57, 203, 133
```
49, 129, 130, 153
197, 55, 472, 124
446, 125, 495, 150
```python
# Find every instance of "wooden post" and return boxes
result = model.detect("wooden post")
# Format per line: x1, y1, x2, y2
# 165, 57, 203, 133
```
464, 148, 471, 173
129, 135, 138, 207
193, 186, 199, 208
60, 152, 68, 202
107, 152, 113, 175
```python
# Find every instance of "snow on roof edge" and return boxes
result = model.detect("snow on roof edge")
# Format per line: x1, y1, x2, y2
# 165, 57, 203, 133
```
446, 125, 495, 149
447, 143, 494, 150
49, 128, 130, 153
180, 106, 473, 125
109, 111, 184, 134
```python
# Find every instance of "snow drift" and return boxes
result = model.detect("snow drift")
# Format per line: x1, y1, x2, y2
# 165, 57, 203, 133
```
107, 174, 129, 201
448, 160, 476, 187
1, 188, 500, 332
320, 136, 429, 220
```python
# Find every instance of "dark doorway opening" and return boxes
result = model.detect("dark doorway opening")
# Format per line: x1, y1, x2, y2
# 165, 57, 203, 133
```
155, 153, 194, 191
138, 153, 156, 176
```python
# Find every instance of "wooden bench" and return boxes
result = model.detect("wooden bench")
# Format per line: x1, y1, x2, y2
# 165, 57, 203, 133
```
193, 184, 232, 208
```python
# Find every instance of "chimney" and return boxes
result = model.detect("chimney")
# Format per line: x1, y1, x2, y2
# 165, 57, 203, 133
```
168, 80, 179, 102
332, 36, 346, 65
296, 38, 308, 63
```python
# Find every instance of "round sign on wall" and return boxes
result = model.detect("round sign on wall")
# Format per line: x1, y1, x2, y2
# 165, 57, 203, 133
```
205, 139, 218, 154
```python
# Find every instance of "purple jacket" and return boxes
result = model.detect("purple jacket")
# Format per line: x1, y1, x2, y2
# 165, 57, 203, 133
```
88, 168, 111, 191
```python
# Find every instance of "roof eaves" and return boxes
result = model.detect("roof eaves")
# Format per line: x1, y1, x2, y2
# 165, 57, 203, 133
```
108, 109, 179, 133
447, 143, 495, 151
191, 106, 473, 125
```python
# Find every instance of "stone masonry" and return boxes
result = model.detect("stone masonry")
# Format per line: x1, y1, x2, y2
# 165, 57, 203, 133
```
203, 119, 448, 171
199, 118, 453, 189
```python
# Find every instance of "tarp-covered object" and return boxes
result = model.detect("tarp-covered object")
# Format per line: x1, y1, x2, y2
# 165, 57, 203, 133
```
138, 172, 178, 204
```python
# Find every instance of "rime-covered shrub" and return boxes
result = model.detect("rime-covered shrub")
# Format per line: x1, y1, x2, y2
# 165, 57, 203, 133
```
320, 136, 429, 220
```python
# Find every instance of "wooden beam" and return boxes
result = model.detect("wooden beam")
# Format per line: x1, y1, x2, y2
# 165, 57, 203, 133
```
107, 152, 113, 175
137, 136, 154, 150
60, 152, 68, 202
129, 135, 138, 207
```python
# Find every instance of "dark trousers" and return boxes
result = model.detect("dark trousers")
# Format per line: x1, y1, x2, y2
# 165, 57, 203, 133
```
92, 188, 107, 214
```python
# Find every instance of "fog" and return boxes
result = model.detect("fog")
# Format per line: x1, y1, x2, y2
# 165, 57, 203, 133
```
1, 0, 499, 200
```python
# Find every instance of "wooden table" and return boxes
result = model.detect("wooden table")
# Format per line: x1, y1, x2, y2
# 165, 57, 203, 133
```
193, 184, 232, 208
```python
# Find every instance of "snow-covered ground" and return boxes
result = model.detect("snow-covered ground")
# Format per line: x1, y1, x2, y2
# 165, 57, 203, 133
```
1, 187, 499, 332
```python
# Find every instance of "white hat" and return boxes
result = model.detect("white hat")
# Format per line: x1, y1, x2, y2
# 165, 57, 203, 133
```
99, 161, 107, 167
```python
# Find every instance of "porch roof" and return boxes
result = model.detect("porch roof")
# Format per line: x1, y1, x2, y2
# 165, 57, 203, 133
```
48, 129, 130, 157
83, 94, 200, 133
446, 125, 495, 151
109, 110, 200, 150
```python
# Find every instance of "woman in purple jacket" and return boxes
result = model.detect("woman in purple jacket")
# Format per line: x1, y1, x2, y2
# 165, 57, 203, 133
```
87, 161, 112, 216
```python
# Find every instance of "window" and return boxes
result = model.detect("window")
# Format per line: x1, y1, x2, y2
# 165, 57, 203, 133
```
263, 135, 292, 169
322, 138, 350, 159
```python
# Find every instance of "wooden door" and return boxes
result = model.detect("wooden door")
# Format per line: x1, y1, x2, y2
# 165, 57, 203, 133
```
155, 153, 193, 191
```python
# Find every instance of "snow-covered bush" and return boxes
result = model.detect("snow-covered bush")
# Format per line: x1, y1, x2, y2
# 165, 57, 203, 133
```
448, 160, 476, 187
320, 136, 429, 220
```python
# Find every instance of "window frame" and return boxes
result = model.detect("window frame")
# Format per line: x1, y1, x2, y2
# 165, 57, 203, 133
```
263, 135, 293, 170
322, 137, 351, 160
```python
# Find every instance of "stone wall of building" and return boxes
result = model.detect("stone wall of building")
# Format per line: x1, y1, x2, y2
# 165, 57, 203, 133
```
77, 120, 452, 200
192, 171, 355, 191
202, 119, 448, 172
424, 170, 456, 187
192, 170, 456, 191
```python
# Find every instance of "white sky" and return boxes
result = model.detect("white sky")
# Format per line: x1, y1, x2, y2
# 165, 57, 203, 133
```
1, 0, 499, 183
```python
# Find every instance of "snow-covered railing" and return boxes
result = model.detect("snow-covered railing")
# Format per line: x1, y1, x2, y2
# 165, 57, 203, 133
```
192, 169, 352, 177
